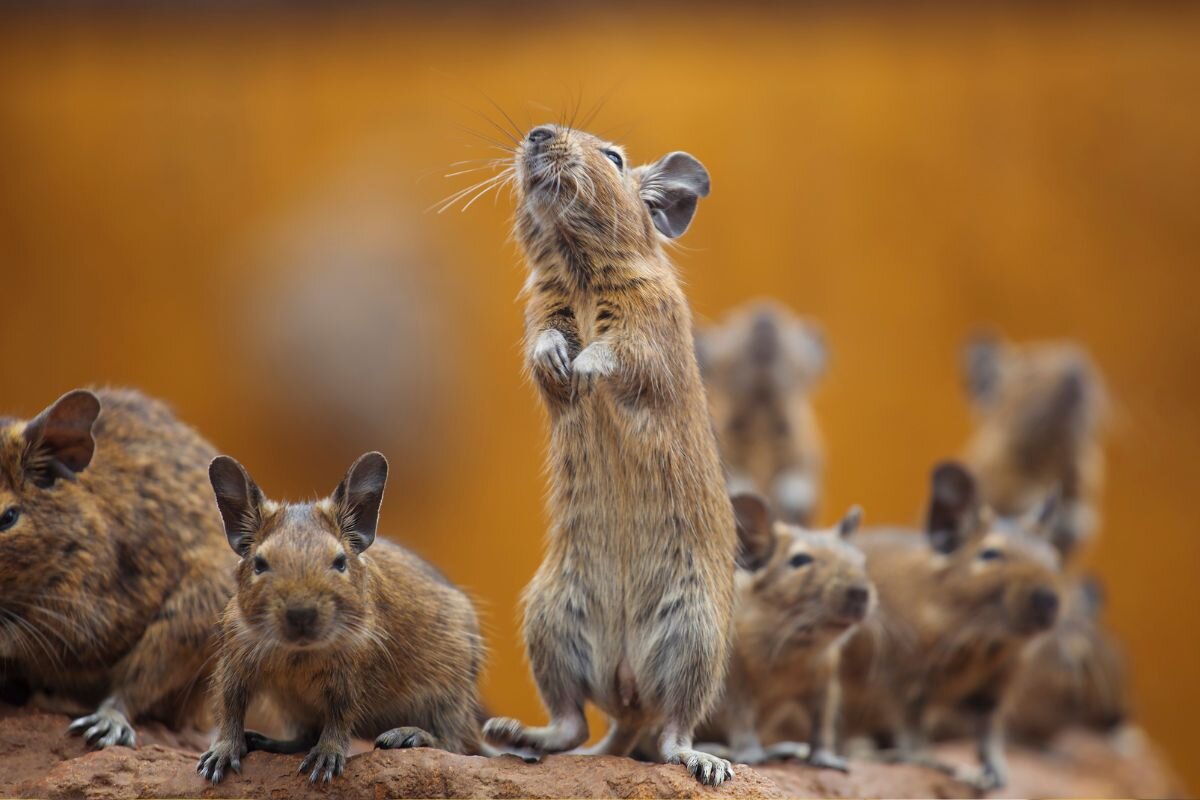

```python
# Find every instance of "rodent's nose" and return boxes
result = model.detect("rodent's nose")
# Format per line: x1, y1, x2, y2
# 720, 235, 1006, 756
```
842, 585, 871, 619
284, 606, 318, 637
527, 126, 555, 145
1028, 587, 1060, 630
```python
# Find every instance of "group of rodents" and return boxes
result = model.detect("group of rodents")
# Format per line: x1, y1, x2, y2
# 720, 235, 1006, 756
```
0, 122, 1128, 790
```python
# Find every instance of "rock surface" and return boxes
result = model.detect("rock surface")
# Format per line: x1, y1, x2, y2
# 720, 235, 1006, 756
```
0, 704, 1186, 799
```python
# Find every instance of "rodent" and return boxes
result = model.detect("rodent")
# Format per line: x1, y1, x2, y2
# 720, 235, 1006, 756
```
963, 335, 1107, 561
839, 461, 1063, 790
696, 300, 827, 525
0, 388, 234, 747
196, 452, 486, 784
697, 494, 873, 771
480, 123, 738, 786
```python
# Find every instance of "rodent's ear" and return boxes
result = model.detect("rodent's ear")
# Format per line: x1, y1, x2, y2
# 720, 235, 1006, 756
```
796, 322, 828, 382
22, 389, 101, 488
1079, 575, 1107, 618
926, 461, 981, 554
333, 451, 388, 554
638, 151, 710, 239
731, 492, 774, 571
837, 506, 863, 539
964, 333, 1002, 406
209, 456, 264, 557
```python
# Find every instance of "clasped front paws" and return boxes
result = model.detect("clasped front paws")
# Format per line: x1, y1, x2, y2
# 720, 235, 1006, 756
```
532, 330, 572, 383
571, 342, 617, 396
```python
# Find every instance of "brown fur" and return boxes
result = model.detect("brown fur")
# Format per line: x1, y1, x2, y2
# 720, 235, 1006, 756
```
0, 388, 234, 747
698, 496, 872, 771
197, 453, 485, 785
697, 301, 827, 525
839, 461, 1063, 790
963, 336, 1107, 561
480, 124, 738, 786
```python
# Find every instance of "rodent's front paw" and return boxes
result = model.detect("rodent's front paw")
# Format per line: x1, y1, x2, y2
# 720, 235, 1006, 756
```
672, 749, 735, 787
571, 342, 617, 396
68, 707, 136, 749
375, 725, 437, 750
808, 747, 850, 773
532, 329, 572, 381
196, 739, 245, 785
299, 743, 346, 784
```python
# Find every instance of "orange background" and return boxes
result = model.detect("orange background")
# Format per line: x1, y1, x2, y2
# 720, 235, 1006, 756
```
1, 4, 1196, 791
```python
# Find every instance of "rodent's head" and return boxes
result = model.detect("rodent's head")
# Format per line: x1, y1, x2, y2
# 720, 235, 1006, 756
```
516, 123, 710, 254
210, 452, 389, 653
0, 390, 101, 656
733, 494, 875, 648
924, 461, 1063, 639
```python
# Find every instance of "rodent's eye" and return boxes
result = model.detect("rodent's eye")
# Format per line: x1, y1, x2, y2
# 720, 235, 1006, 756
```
789, 552, 813, 568
978, 547, 1005, 562
603, 149, 624, 170
252, 555, 269, 575
332, 554, 348, 573
0, 506, 19, 532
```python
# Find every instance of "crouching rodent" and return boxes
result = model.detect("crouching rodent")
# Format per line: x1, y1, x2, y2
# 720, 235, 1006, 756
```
697, 301, 828, 525
197, 452, 486, 784
839, 461, 1063, 790
963, 335, 1107, 561
0, 388, 234, 747
697, 495, 872, 771
480, 123, 738, 786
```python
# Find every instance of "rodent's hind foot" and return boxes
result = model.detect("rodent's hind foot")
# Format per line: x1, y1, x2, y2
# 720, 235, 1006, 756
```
483, 714, 587, 755
807, 747, 850, 773
196, 739, 245, 785
668, 748, 735, 787
375, 726, 438, 750
68, 707, 135, 749
299, 743, 346, 784
761, 741, 812, 763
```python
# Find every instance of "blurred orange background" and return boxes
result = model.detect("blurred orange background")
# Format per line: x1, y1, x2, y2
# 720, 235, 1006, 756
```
1, 3, 1196, 792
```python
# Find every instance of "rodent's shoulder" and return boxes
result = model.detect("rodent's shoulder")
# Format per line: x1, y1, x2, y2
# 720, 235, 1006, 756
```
89, 387, 216, 458
367, 537, 474, 604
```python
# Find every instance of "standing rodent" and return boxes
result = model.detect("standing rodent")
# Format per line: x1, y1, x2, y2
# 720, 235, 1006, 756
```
839, 461, 1063, 790
0, 388, 234, 747
696, 301, 828, 525
963, 335, 1107, 561
697, 495, 872, 771
480, 123, 738, 786
197, 452, 487, 784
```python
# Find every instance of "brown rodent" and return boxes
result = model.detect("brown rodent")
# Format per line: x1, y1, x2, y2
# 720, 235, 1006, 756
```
1006, 575, 1131, 745
697, 495, 872, 771
696, 300, 827, 525
963, 335, 1107, 561
839, 461, 1063, 790
0, 388, 234, 747
480, 123, 737, 786
196, 452, 486, 784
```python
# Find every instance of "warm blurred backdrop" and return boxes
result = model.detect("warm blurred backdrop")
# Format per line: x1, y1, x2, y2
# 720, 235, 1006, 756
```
1, 3, 1197, 792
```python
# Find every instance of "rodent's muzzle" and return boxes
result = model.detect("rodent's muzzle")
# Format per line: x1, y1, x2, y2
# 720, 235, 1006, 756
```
527, 126, 555, 145
839, 584, 873, 623
282, 604, 321, 643
1026, 586, 1060, 631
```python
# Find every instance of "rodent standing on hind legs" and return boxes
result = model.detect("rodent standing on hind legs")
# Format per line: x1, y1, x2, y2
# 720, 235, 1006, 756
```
197, 452, 487, 785
481, 123, 739, 786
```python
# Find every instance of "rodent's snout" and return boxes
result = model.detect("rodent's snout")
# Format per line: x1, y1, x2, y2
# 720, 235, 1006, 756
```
527, 126, 556, 145
1027, 586, 1060, 631
282, 604, 320, 642
841, 585, 872, 621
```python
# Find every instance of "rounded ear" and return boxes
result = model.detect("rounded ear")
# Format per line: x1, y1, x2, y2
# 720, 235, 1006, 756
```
22, 389, 101, 488
333, 451, 388, 554
926, 461, 980, 554
209, 456, 264, 557
837, 505, 863, 539
731, 492, 775, 571
638, 151, 710, 239
963, 333, 1002, 406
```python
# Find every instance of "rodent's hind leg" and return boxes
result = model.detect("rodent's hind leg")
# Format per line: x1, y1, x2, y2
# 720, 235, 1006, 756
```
375, 726, 438, 750
68, 698, 136, 748
244, 729, 317, 754
657, 724, 734, 787
574, 716, 644, 757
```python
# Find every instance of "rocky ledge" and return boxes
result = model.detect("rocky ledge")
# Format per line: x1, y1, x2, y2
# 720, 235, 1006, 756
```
0, 704, 1185, 799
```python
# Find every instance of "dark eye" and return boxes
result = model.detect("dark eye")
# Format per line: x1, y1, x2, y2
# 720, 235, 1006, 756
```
603, 149, 623, 170
789, 552, 813, 568
252, 555, 269, 575
0, 507, 19, 532
332, 554, 348, 573
979, 548, 1004, 562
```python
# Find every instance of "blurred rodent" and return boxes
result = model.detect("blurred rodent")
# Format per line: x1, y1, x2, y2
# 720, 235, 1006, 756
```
963, 335, 1107, 561
697, 495, 873, 771
696, 301, 827, 525
0, 388, 234, 748
839, 461, 1063, 790
480, 123, 738, 786
197, 452, 486, 784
